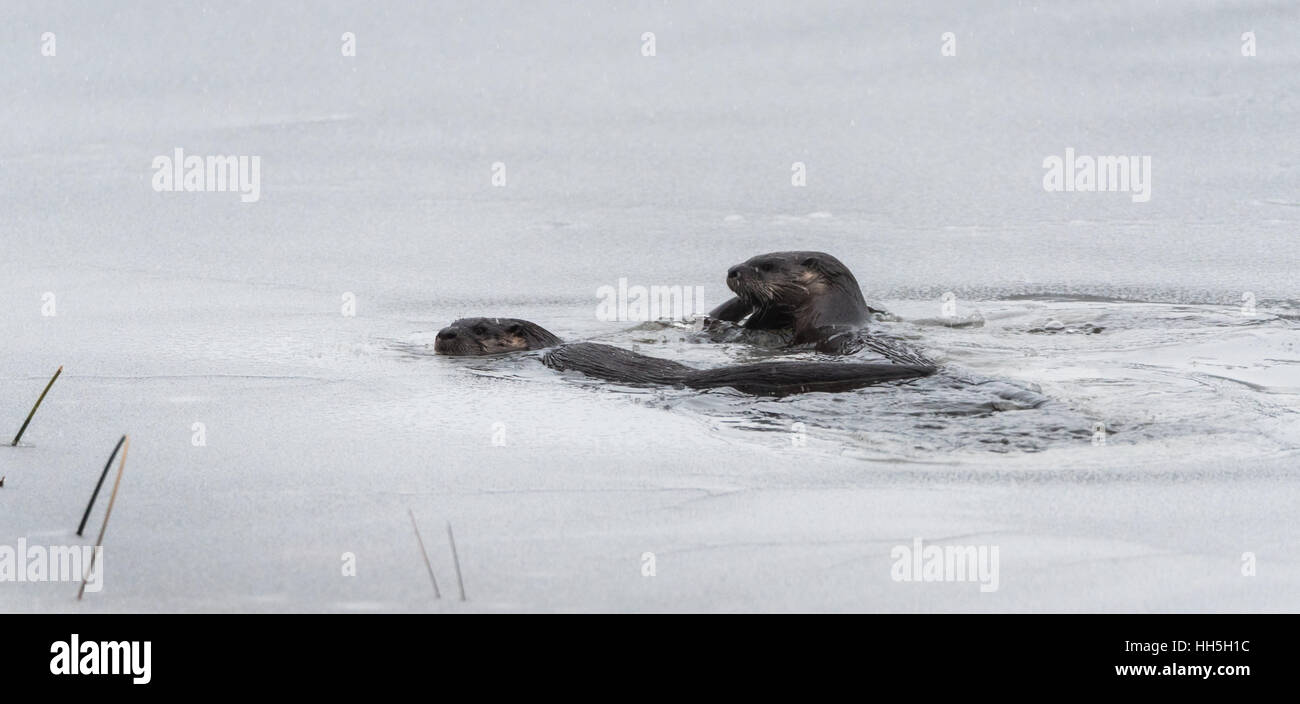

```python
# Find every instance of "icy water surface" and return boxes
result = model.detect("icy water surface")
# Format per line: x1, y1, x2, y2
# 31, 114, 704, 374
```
400, 294, 1300, 466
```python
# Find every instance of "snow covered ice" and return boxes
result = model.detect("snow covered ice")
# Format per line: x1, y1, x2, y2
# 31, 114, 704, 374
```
1, 1, 1298, 612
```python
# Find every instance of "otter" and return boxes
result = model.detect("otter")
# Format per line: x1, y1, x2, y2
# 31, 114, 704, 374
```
433, 317, 933, 396
707, 251, 920, 357
432, 318, 561, 355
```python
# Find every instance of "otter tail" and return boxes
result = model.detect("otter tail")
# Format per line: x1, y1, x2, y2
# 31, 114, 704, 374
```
682, 361, 934, 395
542, 342, 934, 396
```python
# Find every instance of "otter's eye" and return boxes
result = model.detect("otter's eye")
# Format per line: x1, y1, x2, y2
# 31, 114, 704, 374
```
472, 325, 486, 335
758, 262, 775, 273
506, 324, 522, 334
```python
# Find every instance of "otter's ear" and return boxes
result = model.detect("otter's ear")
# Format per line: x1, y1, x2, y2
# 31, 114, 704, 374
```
802, 256, 840, 279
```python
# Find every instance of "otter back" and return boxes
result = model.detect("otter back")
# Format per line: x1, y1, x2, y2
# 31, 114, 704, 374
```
542, 342, 935, 396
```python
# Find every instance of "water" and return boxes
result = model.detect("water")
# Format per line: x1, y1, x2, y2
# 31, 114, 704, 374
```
1, 0, 1298, 612
397, 295, 1300, 461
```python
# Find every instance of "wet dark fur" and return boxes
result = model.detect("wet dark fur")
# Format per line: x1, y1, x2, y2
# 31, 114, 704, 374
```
434, 317, 562, 356
542, 343, 932, 395
434, 318, 933, 396
708, 251, 892, 355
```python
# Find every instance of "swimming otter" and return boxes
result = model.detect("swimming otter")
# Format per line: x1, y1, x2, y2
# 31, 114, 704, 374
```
434, 317, 933, 396
707, 251, 918, 357
432, 318, 561, 355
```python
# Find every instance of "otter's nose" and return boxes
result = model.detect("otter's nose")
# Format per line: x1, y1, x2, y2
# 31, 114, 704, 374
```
436, 328, 457, 340
727, 266, 742, 280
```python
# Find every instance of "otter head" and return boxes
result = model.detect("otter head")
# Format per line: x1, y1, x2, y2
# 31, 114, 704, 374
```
725, 251, 866, 312
433, 317, 562, 356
